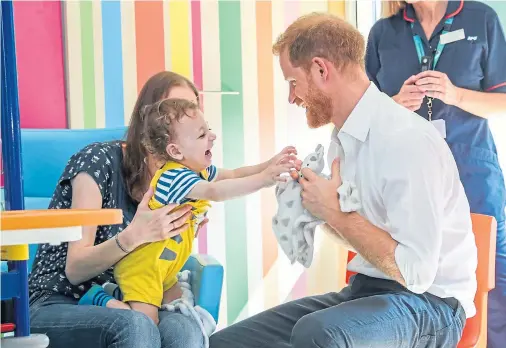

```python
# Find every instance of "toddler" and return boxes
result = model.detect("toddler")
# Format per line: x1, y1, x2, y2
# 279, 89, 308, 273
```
79, 98, 296, 326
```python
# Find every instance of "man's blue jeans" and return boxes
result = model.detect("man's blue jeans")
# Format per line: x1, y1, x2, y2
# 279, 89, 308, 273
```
210, 274, 467, 347
29, 292, 204, 348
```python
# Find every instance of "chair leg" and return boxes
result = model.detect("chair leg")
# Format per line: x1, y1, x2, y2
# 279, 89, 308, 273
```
9, 261, 30, 337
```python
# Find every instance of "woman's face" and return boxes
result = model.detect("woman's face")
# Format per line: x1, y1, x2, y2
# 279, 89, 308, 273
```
166, 85, 198, 104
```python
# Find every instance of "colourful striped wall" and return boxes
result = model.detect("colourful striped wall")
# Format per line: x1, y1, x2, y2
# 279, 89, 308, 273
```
13, 1, 67, 129
7, 0, 506, 329
11, 0, 349, 327
59, 0, 349, 327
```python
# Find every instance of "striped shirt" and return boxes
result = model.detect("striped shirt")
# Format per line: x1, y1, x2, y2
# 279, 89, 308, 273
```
154, 165, 218, 205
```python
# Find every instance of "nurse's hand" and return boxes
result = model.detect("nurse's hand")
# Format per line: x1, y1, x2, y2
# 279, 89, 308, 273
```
393, 75, 425, 111
414, 71, 462, 106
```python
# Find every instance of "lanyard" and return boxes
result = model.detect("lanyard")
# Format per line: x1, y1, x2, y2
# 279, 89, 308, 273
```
411, 17, 454, 120
411, 17, 454, 70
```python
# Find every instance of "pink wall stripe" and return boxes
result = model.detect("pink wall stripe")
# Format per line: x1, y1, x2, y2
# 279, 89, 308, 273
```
14, 1, 67, 129
288, 272, 307, 301
284, 0, 300, 27
191, 0, 204, 91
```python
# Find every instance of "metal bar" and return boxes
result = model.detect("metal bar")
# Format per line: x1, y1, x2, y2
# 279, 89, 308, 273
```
1, 0, 24, 211
1, 0, 30, 338
10, 260, 29, 337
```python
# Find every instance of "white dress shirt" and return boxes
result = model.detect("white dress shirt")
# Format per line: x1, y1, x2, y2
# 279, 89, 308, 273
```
328, 82, 478, 318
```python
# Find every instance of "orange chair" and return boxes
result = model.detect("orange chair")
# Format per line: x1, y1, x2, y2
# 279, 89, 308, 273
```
344, 213, 497, 348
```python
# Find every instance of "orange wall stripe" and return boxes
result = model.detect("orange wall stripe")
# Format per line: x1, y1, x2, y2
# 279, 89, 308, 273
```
134, 1, 165, 93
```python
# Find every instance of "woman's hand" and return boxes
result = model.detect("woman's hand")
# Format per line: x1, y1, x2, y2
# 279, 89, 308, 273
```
119, 187, 193, 251
393, 75, 426, 111
414, 71, 462, 106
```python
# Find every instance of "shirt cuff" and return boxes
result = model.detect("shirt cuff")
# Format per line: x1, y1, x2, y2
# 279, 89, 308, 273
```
395, 243, 435, 294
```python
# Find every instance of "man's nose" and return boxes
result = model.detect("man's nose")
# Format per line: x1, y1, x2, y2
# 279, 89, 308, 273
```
288, 87, 297, 104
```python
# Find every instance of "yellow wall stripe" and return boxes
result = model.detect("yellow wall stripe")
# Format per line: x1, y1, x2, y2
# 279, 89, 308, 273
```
169, 0, 191, 79
328, 0, 346, 18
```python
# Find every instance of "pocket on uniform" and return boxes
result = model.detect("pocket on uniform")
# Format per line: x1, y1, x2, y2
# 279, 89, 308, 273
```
449, 142, 506, 219
444, 40, 485, 89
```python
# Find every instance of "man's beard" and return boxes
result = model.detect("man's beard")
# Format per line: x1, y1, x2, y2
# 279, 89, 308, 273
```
305, 78, 332, 129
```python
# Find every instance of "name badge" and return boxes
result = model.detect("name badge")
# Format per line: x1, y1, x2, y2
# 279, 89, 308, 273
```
440, 29, 465, 45
431, 119, 446, 138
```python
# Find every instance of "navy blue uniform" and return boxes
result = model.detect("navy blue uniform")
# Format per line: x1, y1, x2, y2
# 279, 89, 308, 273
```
366, 1, 506, 346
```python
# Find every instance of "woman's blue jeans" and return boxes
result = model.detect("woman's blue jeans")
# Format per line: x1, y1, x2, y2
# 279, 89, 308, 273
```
29, 293, 204, 348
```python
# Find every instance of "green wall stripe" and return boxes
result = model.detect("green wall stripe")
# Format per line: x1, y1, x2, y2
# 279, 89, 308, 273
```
218, 1, 248, 324
80, 1, 96, 129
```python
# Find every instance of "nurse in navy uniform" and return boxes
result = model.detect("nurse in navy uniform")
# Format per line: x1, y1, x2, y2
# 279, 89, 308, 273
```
365, 1, 506, 346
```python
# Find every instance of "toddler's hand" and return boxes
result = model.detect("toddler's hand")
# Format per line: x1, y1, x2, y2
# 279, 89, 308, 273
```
261, 154, 295, 187
268, 146, 298, 166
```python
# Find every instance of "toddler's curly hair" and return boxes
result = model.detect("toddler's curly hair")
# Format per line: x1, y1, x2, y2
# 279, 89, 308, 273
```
141, 98, 199, 161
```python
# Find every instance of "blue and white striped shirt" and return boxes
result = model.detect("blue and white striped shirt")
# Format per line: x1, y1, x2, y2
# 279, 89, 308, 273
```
154, 165, 218, 205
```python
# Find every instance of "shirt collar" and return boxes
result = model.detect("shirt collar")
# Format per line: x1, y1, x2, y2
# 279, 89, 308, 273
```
403, 0, 464, 23
331, 82, 377, 145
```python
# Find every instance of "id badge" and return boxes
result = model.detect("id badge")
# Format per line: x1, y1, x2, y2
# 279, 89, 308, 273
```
431, 119, 446, 138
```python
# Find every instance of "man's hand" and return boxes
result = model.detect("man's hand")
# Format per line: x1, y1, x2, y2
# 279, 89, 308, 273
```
299, 158, 345, 221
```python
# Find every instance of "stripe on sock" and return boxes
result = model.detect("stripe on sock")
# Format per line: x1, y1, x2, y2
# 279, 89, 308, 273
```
93, 291, 111, 307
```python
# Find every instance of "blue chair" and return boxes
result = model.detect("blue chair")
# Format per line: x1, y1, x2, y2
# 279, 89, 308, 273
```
6, 128, 223, 323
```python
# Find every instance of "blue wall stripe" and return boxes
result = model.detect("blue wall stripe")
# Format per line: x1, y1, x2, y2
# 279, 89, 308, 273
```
101, 1, 125, 127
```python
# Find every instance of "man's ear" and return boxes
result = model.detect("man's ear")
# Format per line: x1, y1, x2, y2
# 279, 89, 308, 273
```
311, 57, 329, 84
166, 143, 183, 161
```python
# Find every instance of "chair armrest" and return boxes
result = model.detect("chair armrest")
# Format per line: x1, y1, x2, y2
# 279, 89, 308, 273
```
182, 254, 224, 323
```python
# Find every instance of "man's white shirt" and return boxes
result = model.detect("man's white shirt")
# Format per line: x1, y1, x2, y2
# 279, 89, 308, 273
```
328, 82, 478, 318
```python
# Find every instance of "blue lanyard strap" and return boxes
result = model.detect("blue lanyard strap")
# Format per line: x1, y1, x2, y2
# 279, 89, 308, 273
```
411, 17, 454, 70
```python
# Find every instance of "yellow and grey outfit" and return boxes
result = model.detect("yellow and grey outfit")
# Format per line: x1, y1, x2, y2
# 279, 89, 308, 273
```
114, 161, 216, 307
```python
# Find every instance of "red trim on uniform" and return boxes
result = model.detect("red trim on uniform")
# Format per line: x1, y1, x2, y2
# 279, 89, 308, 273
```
403, 8, 415, 23
445, 0, 464, 19
403, 0, 464, 22
486, 82, 506, 92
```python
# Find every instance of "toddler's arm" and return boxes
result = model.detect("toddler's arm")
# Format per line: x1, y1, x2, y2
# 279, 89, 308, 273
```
188, 155, 294, 202
215, 146, 297, 181
187, 173, 268, 202
162, 283, 183, 304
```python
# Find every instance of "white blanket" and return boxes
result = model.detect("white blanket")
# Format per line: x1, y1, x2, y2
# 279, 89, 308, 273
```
161, 270, 217, 348
272, 144, 362, 268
